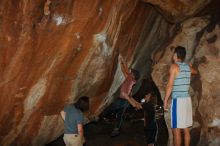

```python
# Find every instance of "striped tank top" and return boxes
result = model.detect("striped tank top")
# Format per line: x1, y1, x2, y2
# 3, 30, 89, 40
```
172, 62, 191, 99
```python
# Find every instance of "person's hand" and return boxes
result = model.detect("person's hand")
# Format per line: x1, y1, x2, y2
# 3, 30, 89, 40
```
82, 136, 86, 143
119, 54, 125, 64
89, 115, 99, 122
188, 62, 192, 67
163, 101, 168, 112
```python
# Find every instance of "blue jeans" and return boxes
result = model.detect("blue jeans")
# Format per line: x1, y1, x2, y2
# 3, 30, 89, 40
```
102, 98, 130, 129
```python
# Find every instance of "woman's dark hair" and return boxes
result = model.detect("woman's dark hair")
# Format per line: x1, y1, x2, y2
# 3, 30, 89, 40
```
131, 69, 140, 80
74, 96, 89, 112
174, 46, 186, 61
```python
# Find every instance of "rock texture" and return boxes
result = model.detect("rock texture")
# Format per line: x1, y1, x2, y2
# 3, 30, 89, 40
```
0, 0, 220, 146
151, 14, 220, 146
195, 24, 220, 146
0, 0, 174, 145
142, 0, 212, 22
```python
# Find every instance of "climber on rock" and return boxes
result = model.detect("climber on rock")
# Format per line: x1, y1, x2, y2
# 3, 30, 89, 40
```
108, 54, 142, 137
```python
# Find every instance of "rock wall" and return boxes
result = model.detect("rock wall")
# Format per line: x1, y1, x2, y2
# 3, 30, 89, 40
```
0, 0, 174, 145
195, 23, 220, 146
142, 0, 212, 22
151, 13, 220, 146
0, 0, 220, 145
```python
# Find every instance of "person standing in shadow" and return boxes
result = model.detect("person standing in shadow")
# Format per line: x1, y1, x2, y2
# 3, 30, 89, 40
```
142, 93, 158, 146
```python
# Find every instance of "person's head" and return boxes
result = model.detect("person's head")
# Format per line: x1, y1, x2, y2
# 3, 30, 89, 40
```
74, 96, 90, 112
173, 46, 186, 62
131, 69, 140, 81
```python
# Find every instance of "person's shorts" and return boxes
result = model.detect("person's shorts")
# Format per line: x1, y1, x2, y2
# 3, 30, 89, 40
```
145, 129, 157, 144
171, 97, 192, 128
63, 134, 83, 146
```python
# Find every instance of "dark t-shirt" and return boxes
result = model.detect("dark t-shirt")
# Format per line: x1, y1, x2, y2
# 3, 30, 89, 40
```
64, 104, 84, 134
142, 102, 157, 130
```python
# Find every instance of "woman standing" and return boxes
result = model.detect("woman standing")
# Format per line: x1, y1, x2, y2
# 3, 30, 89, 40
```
60, 96, 90, 146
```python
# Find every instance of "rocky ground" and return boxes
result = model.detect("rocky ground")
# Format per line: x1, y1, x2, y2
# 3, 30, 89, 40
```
46, 112, 168, 146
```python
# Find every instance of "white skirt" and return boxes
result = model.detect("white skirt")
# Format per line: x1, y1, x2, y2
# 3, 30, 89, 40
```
171, 97, 192, 128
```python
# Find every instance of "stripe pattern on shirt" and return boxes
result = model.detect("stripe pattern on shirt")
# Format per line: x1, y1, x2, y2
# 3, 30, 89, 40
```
172, 62, 191, 99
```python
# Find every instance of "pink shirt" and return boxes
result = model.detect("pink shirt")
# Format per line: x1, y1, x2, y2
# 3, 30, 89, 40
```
120, 76, 136, 99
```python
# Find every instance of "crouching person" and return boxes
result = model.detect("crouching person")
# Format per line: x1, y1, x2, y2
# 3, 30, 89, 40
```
60, 96, 90, 146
